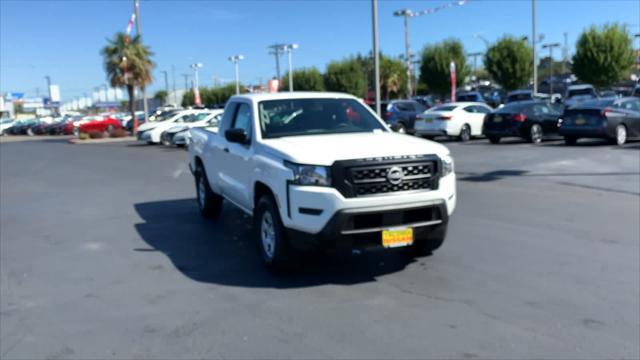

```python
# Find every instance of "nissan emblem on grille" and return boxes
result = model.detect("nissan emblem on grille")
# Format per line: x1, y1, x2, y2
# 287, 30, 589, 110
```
386, 167, 404, 185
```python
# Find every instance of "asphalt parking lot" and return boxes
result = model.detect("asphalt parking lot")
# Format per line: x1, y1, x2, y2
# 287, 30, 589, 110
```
1, 137, 639, 359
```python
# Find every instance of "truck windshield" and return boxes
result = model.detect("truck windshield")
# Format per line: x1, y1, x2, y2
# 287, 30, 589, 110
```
258, 98, 387, 138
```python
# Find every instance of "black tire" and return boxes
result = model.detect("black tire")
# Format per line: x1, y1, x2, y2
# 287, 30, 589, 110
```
254, 195, 298, 270
459, 124, 471, 142
410, 222, 448, 257
195, 164, 223, 219
564, 136, 577, 145
488, 136, 500, 144
529, 123, 543, 144
27, 128, 34, 136
395, 123, 407, 134
161, 133, 171, 146
106, 125, 114, 133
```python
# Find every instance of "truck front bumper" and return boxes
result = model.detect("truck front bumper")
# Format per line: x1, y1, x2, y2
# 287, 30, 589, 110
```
282, 173, 456, 250
286, 200, 448, 252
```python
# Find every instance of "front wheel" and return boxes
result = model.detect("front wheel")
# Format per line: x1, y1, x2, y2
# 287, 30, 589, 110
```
459, 124, 471, 142
27, 128, 34, 136
161, 133, 171, 146
615, 124, 627, 146
195, 165, 223, 219
488, 136, 500, 144
254, 195, 298, 270
564, 136, 577, 145
529, 123, 543, 144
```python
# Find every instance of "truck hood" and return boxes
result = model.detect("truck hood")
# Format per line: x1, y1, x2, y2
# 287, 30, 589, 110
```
261, 132, 450, 166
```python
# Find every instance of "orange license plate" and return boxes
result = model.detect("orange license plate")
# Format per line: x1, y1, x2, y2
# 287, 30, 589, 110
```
575, 117, 586, 125
382, 227, 414, 248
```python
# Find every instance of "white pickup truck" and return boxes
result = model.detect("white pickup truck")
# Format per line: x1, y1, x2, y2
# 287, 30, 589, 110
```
189, 92, 456, 269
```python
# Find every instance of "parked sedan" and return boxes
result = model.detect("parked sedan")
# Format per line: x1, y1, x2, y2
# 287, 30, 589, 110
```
382, 100, 428, 133
8, 118, 41, 135
169, 112, 223, 147
137, 110, 211, 144
160, 111, 223, 146
0, 118, 16, 135
559, 97, 640, 146
414, 102, 493, 141
79, 117, 122, 134
483, 100, 562, 144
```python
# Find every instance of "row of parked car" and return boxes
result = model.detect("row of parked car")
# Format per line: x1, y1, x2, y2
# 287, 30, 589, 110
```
379, 94, 640, 146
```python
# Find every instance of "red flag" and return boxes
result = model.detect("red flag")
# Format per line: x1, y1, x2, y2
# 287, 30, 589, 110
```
450, 61, 457, 102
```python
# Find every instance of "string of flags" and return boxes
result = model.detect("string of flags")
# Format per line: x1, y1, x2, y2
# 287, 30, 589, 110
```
125, 13, 136, 35
410, 0, 470, 17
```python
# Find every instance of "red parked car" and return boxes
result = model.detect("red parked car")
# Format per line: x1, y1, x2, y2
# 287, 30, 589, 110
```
78, 117, 122, 134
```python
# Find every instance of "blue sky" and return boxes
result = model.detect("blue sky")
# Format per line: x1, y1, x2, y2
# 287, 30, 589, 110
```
1, 0, 638, 101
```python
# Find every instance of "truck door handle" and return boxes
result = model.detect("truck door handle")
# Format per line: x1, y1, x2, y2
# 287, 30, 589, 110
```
223, 147, 229, 153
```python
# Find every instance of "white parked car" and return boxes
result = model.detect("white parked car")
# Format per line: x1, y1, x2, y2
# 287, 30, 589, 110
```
161, 110, 223, 146
414, 102, 493, 141
137, 109, 212, 144
189, 92, 456, 269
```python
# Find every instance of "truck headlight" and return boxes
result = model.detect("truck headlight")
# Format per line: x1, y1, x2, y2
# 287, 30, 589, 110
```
285, 161, 332, 186
441, 154, 454, 177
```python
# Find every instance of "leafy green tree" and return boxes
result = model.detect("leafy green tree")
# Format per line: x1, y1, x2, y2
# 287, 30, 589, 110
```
101, 32, 154, 131
324, 59, 366, 97
153, 90, 168, 104
572, 24, 635, 88
418, 39, 469, 97
380, 56, 407, 100
484, 36, 532, 91
182, 84, 244, 107
282, 68, 325, 91
182, 89, 194, 107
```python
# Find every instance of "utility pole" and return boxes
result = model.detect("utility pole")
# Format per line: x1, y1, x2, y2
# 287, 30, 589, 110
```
467, 52, 483, 86
134, 0, 148, 130
393, 9, 413, 98
562, 32, 568, 74
181, 74, 190, 90
532, 0, 538, 94
542, 42, 561, 95
268, 44, 286, 84
171, 65, 176, 106
228, 55, 244, 95
160, 70, 169, 105
372, 0, 381, 116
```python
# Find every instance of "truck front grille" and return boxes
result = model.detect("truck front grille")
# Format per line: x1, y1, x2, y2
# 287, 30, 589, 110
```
332, 155, 441, 198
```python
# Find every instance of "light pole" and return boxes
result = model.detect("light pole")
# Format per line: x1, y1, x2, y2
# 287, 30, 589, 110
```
393, 9, 413, 98
133, 0, 148, 128
542, 42, 561, 95
474, 34, 490, 50
283, 44, 298, 92
228, 55, 244, 95
372, 0, 381, 116
181, 74, 190, 90
190, 63, 203, 106
532, 0, 538, 94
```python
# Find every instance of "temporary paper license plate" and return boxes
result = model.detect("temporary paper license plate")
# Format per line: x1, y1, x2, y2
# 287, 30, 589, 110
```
382, 227, 414, 248
575, 116, 586, 125
494, 116, 503, 123
425, 118, 433, 123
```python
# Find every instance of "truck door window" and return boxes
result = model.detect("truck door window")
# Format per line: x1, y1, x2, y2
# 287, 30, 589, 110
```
232, 103, 252, 137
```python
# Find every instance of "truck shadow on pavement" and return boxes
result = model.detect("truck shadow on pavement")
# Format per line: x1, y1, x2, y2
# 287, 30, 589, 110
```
133, 199, 417, 288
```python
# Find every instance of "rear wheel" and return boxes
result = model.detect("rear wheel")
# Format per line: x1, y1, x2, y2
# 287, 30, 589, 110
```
254, 195, 298, 270
459, 124, 471, 142
410, 222, 448, 257
564, 136, 577, 145
195, 164, 223, 219
615, 124, 627, 146
27, 128, 34, 136
395, 123, 407, 134
529, 123, 543, 144
106, 125, 114, 133
488, 136, 500, 144
161, 133, 171, 146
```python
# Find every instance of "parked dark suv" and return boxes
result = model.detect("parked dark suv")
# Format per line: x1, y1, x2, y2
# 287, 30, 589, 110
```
381, 100, 428, 133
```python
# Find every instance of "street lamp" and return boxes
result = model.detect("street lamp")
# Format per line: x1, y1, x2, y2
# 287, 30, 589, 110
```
190, 62, 203, 106
283, 43, 299, 92
541, 42, 561, 95
228, 55, 244, 95
474, 34, 490, 49
467, 52, 483, 86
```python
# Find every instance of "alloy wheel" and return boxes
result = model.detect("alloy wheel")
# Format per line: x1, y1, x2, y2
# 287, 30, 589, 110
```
260, 211, 276, 260
616, 125, 627, 146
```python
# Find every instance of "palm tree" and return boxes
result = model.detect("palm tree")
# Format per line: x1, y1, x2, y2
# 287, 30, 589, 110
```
101, 32, 153, 132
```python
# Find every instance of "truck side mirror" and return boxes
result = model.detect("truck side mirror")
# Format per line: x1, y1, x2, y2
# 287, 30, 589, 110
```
225, 128, 249, 144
